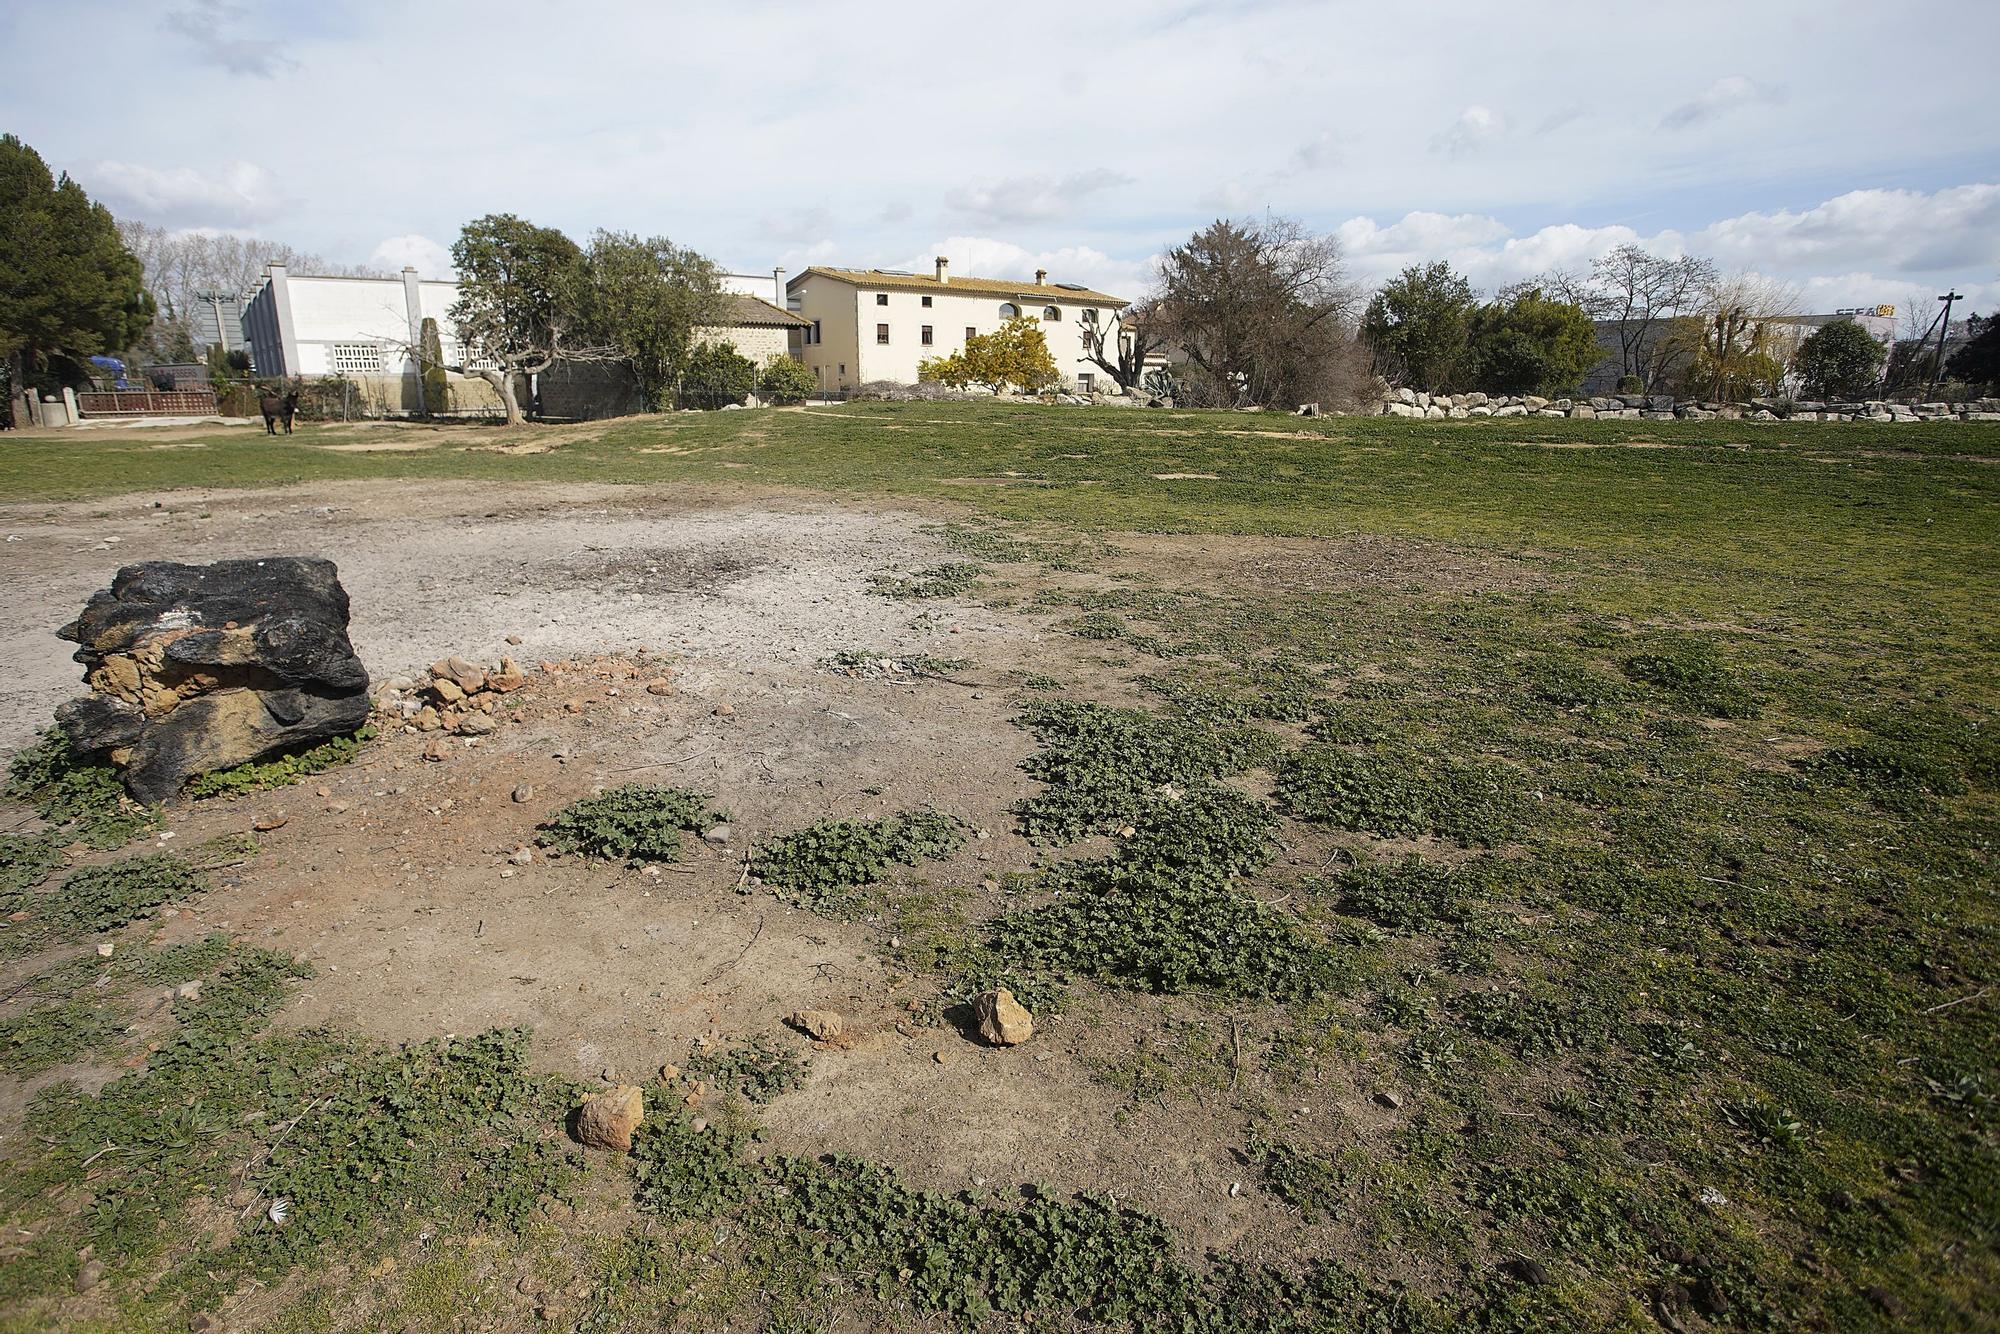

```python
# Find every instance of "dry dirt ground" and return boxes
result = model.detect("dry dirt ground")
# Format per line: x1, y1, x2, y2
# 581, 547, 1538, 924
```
0, 480, 1398, 1269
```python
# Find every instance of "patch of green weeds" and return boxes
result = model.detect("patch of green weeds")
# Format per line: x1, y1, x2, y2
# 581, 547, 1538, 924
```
185, 727, 375, 800
752, 809, 963, 913
1621, 639, 1760, 718
629, 1100, 760, 1218
51, 851, 205, 933
1067, 610, 1128, 639
1251, 1133, 1352, 1220
4, 727, 154, 848
682, 1033, 809, 1104
868, 561, 984, 599
992, 875, 1338, 1000
0, 832, 65, 902
1328, 856, 1499, 932
1088, 1011, 1233, 1115
1012, 699, 1276, 843
0, 996, 125, 1074
1277, 745, 1529, 845
537, 785, 723, 864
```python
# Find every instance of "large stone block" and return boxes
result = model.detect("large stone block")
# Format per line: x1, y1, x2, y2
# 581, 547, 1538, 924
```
56, 557, 371, 804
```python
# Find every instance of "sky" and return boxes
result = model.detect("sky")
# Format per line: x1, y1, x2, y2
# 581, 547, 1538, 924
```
5, 0, 1998, 321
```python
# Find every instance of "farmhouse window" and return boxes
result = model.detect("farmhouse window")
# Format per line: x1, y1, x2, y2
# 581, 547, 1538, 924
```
998, 302, 1018, 318
965, 327, 976, 341
876, 323, 890, 344
921, 325, 933, 345
876, 293, 889, 305
330, 342, 385, 374
1042, 306, 1060, 322
922, 296, 933, 307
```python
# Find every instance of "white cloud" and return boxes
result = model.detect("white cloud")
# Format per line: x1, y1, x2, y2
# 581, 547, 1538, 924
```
81, 159, 285, 228
943, 169, 1132, 225
1291, 130, 1344, 171
1659, 75, 1784, 130
1330, 183, 2000, 317
1431, 106, 1504, 158
162, 0, 295, 77
368, 233, 453, 278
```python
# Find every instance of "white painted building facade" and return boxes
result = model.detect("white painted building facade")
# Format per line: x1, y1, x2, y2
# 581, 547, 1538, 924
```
786, 260, 1128, 393
243, 265, 477, 380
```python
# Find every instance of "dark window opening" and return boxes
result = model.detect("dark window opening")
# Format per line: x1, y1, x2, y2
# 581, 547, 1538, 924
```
876, 323, 890, 344
921, 325, 933, 345
876, 293, 888, 305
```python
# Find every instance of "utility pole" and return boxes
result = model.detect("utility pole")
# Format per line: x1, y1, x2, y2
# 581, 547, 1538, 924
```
1931, 290, 1963, 392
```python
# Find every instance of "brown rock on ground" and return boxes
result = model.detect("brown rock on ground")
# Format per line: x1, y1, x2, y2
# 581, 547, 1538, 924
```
786, 1009, 844, 1042
574, 1084, 645, 1151
974, 988, 1034, 1045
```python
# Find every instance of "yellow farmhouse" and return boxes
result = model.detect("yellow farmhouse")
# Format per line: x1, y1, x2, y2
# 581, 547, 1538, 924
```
786, 259, 1127, 394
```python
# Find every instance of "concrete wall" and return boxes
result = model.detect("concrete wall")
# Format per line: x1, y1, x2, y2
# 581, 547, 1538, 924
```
789, 273, 1120, 392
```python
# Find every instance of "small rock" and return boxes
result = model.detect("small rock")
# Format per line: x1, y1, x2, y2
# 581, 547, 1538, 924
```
176, 981, 202, 1001
506, 634, 523, 645
456, 713, 497, 736
573, 1084, 645, 1152
702, 824, 732, 846
510, 845, 534, 866
315, 785, 331, 798
933, 1049, 951, 1065
432, 676, 466, 704
787, 1009, 844, 1042
973, 988, 1034, 1045
658, 1062, 680, 1081
252, 814, 288, 832
326, 799, 348, 814
712, 703, 734, 717
422, 738, 448, 762
512, 785, 535, 803
1500, 1257, 1550, 1287
1374, 1090, 1404, 1110
74, 1258, 105, 1292
96, 943, 115, 958
645, 678, 674, 696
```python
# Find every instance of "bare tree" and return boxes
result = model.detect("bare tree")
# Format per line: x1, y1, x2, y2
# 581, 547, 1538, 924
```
1151, 215, 1364, 409
1077, 300, 1164, 391
116, 220, 388, 358
1563, 244, 1718, 390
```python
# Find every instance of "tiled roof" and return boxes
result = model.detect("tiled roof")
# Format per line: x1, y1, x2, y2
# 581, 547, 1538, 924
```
793, 267, 1127, 307
720, 294, 810, 327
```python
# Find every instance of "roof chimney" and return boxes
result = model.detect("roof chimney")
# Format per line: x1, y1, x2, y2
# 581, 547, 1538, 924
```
1035, 268, 1047, 286
773, 266, 786, 308
935, 256, 949, 284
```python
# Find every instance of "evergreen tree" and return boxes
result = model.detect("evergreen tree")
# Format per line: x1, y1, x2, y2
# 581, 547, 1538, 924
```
0, 134, 154, 414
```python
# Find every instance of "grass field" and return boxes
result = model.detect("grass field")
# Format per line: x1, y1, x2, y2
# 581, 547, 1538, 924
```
1, 403, 1995, 1330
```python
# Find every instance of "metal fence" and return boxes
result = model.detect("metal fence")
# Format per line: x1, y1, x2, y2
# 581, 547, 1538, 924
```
75, 389, 220, 417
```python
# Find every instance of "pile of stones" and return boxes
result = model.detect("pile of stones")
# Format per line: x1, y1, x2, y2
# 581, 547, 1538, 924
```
375, 655, 529, 737
1375, 387, 2000, 422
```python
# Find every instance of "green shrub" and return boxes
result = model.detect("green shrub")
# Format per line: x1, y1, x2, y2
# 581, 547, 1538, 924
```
758, 354, 817, 405
537, 786, 724, 863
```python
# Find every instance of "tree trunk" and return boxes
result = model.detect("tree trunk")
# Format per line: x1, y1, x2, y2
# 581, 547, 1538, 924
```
479, 368, 523, 427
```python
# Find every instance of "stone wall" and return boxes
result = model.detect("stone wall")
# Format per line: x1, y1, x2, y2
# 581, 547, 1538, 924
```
1372, 387, 2000, 423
